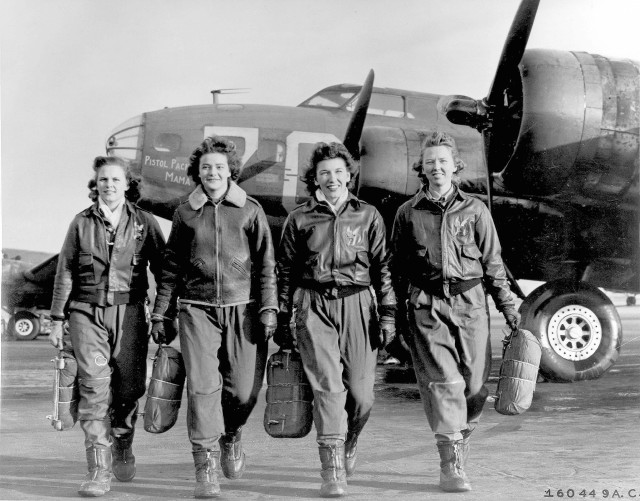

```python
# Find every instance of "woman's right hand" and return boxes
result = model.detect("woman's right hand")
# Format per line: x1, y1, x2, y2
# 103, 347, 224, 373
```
49, 320, 64, 349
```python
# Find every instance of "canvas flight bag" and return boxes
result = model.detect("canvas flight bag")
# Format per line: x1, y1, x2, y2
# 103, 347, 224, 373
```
264, 348, 313, 438
144, 345, 186, 433
495, 328, 542, 415
47, 349, 79, 431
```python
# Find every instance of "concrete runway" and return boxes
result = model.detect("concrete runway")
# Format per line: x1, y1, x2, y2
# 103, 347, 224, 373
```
1, 299, 639, 500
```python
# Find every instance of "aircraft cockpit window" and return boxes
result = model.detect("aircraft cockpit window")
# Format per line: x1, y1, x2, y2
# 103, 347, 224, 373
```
153, 133, 182, 153
367, 93, 405, 118
346, 93, 405, 118
299, 90, 357, 109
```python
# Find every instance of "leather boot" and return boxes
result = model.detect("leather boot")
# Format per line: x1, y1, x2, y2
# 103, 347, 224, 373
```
436, 440, 471, 492
78, 446, 112, 497
318, 442, 347, 498
344, 431, 358, 478
112, 435, 136, 482
193, 449, 221, 499
219, 429, 246, 479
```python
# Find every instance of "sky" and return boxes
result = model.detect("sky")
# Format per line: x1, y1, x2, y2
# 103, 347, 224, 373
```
1, 0, 639, 254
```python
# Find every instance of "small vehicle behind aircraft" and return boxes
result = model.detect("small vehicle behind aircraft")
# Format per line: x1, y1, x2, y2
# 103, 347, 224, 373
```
1, 254, 57, 340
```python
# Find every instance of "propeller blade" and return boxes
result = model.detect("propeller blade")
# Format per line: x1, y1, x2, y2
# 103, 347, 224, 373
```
343, 69, 374, 160
486, 0, 540, 106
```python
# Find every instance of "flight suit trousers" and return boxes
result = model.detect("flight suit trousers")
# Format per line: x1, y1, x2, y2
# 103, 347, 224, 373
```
68, 301, 148, 449
405, 284, 491, 442
295, 288, 378, 444
178, 302, 267, 451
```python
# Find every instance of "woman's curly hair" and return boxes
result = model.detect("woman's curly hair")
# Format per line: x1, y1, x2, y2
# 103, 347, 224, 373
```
412, 131, 466, 186
187, 136, 242, 185
302, 142, 359, 195
88, 156, 141, 202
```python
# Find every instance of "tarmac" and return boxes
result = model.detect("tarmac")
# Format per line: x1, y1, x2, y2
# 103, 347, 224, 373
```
1, 297, 639, 501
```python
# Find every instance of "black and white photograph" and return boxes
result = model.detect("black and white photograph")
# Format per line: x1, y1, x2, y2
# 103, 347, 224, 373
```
1, 1, 639, 499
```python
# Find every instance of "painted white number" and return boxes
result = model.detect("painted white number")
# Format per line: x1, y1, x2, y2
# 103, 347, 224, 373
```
204, 126, 340, 212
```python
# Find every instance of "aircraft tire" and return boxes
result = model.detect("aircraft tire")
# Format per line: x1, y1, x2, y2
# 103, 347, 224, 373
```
519, 280, 622, 382
11, 311, 41, 341
626, 295, 636, 306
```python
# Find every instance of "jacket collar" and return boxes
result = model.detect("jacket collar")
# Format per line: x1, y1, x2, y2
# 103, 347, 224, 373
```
411, 184, 467, 209
87, 199, 135, 218
302, 191, 360, 213
188, 182, 247, 210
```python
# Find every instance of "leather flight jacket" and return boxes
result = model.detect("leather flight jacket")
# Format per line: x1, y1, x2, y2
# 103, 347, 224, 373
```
278, 192, 396, 313
153, 182, 278, 316
391, 187, 514, 312
50, 201, 166, 318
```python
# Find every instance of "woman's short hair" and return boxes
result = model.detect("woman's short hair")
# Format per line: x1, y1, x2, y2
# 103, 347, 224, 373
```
88, 156, 141, 202
302, 142, 359, 194
187, 136, 242, 185
412, 131, 466, 186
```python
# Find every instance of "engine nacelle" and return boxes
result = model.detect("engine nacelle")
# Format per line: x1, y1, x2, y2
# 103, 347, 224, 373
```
500, 49, 639, 198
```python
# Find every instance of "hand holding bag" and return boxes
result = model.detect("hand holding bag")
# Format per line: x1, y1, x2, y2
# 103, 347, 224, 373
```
495, 328, 542, 415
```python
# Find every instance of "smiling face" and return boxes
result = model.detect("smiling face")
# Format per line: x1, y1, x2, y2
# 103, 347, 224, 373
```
96, 163, 128, 209
421, 145, 456, 193
199, 152, 231, 199
314, 157, 351, 205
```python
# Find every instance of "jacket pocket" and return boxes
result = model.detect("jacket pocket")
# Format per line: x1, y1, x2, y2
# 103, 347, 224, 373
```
460, 244, 482, 276
231, 258, 250, 278
129, 253, 143, 285
77, 252, 96, 285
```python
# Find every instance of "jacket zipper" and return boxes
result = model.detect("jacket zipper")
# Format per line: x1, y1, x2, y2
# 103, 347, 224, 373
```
214, 203, 221, 304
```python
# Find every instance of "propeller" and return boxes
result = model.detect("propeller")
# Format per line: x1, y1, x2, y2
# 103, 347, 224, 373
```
343, 69, 375, 160
445, 0, 539, 135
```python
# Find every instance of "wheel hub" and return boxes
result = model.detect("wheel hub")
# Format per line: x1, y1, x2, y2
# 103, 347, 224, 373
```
547, 305, 601, 361
16, 319, 34, 335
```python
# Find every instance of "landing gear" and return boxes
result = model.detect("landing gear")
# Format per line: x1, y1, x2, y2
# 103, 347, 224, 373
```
626, 295, 636, 306
11, 311, 41, 340
519, 280, 622, 382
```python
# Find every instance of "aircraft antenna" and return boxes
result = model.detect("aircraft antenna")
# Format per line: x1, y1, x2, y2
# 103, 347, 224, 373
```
210, 88, 250, 104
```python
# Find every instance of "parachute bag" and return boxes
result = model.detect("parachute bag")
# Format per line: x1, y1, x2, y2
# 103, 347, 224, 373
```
495, 328, 542, 415
47, 350, 79, 431
144, 345, 186, 433
264, 348, 313, 438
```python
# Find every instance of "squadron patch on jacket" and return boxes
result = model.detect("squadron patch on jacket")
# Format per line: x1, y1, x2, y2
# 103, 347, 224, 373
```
453, 216, 474, 238
344, 226, 363, 247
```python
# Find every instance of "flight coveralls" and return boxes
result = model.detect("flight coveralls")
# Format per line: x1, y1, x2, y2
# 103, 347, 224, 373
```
390, 186, 515, 441
153, 182, 278, 451
50, 201, 165, 448
278, 193, 396, 443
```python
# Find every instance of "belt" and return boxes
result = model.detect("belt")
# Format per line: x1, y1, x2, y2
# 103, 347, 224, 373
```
410, 277, 482, 297
300, 281, 369, 299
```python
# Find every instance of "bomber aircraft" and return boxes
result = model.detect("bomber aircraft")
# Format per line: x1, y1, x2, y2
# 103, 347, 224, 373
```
5, 0, 638, 385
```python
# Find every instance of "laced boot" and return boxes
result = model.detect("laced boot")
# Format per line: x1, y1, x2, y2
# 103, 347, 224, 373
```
344, 431, 358, 478
78, 446, 112, 497
436, 440, 471, 492
318, 442, 347, 498
193, 449, 221, 499
219, 429, 246, 479
112, 435, 136, 482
